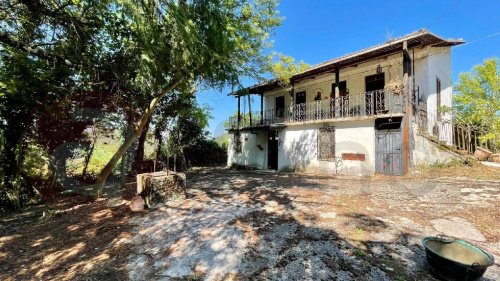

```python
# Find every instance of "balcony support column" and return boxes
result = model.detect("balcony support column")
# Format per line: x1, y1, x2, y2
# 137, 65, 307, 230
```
335, 68, 340, 98
402, 40, 412, 175
260, 93, 264, 125
248, 94, 252, 127
237, 96, 241, 129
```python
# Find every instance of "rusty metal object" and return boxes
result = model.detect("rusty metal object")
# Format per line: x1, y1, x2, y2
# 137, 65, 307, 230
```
422, 235, 494, 281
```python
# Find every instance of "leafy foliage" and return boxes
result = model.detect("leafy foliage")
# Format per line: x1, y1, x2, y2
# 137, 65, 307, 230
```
269, 53, 309, 86
0, 0, 282, 208
454, 58, 500, 149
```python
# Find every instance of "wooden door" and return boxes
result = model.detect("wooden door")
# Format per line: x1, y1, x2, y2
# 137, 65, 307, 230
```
375, 129, 402, 175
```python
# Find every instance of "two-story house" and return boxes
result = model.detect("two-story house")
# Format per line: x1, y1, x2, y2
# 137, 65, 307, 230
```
226, 29, 463, 176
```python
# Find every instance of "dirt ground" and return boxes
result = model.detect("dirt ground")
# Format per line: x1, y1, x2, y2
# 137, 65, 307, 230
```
1, 165, 499, 280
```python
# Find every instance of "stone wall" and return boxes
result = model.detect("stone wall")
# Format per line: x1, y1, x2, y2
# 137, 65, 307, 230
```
137, 171, 186, 208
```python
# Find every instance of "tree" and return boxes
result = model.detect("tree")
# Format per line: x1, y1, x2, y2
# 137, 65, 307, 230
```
454, 58, 500, 150
0, 0, 282, 199
92, 0, 282, 195
168, 101, 211, 171
0, 0, 112, 209
269, 53, 309, 86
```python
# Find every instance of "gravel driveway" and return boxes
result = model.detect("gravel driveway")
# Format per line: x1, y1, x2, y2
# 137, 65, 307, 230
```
127, 168, 500, 280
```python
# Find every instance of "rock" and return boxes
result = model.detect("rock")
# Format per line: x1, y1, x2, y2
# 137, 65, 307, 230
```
489, 153, 500, 163
137, 171, 187, 208
130, 195, 145, 212
474, 147, 492, 161
431, 217, 486, 242
107, 198, 125, 208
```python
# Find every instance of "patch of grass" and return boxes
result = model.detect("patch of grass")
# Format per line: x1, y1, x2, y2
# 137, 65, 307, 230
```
395, 275, 405, 281
414, 158, 500, 180
354, 227, 364, 237
354, 248, 366, 257
186, 273, 204, 281
67, 135, 122, 177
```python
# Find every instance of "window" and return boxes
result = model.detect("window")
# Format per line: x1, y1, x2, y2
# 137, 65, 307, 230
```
314, 91, 322, 101
318, 126, 335, 160
331, 81, 348, 97
295, 91, 306, 104
436, 77, 441, 120
275, 96, 285, 117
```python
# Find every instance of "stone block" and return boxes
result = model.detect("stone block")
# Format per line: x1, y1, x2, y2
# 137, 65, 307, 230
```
137, 171, 186, 208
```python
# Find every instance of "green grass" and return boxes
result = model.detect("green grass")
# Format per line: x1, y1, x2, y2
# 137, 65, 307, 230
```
67, 131, 158, 178
67, 135, 122, 177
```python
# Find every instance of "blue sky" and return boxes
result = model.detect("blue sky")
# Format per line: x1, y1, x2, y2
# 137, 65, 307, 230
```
197, 0, 500, 137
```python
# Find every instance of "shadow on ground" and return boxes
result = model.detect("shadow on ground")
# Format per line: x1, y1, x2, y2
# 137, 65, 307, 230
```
126, 168, 500, 281
0, 182, 136, 281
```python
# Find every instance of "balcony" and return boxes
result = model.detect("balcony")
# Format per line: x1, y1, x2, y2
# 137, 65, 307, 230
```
227, 89, 405, 130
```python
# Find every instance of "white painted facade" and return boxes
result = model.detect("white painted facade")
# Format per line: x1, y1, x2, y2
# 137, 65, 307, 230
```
227, 30, 459, 176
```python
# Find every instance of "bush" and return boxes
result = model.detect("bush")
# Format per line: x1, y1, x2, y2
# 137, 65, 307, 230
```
184, 138, 227, 168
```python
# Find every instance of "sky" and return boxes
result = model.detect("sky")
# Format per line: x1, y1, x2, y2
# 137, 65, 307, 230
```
196, 0, 500, 137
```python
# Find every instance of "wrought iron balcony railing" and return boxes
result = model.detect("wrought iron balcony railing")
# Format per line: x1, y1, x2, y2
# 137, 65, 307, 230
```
226, 89, 404, 130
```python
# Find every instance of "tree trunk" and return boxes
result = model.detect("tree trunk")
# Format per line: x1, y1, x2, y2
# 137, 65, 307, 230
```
82, 141, 95, 178
132, 119, 150, 174
173, 156, 177, 172
93, 80, 180, 196
82, 127, 99, 178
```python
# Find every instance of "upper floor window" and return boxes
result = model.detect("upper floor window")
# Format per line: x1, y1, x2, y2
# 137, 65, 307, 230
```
331, 81, 348, 98
296, 91, 306, 104
275, 96, 285, 117
314, 90, 322, 101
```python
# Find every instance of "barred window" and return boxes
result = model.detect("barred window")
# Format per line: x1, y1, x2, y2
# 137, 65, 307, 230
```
318, 127, 335, 160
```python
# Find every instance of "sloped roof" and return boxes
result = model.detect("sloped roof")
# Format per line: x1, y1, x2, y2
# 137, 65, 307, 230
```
230, 29, 464, 96
292, 29, 464, 81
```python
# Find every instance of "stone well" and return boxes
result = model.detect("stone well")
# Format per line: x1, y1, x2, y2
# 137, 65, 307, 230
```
137, 171, 187, 208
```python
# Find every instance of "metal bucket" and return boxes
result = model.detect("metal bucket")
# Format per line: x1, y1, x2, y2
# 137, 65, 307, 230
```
422, 235, 495, 281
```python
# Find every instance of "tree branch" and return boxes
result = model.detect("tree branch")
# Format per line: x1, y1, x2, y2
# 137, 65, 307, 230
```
0, 30, 72, 66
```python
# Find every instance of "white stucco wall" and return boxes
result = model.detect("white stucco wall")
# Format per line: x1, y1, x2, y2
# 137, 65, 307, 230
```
228, 120, 376, 176
227, 131, 267, 169
427, 47, 453, 144
278, 119, 376, 176
228, 45, 455, 174
413, 46, 453, 144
